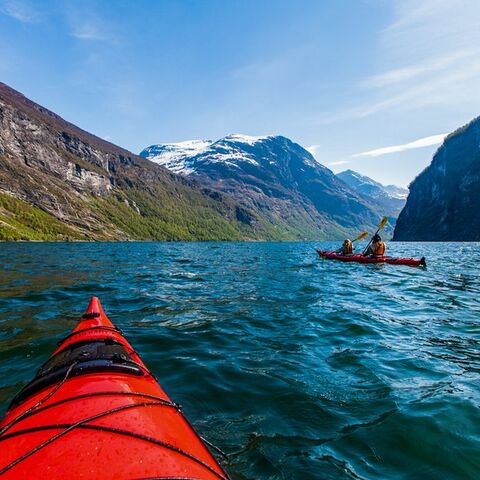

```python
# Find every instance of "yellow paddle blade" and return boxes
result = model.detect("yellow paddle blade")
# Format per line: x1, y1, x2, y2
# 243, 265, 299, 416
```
378, 216, 389, 232
354, 231, 369, 242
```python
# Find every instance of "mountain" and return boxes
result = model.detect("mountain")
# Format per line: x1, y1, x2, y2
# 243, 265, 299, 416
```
394, 117, 480, 241
0, 83, 274, 241
336, 169, 407, 217
141, 134, 383, 239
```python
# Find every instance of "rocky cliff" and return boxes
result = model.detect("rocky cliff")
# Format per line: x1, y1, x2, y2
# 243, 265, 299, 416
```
141, 135, 383, 239
394, 117, 480, 241
0, 83, 270, 241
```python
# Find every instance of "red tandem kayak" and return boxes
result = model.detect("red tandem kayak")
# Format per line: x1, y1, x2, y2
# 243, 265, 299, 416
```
317, 250, 426, 267
0, 297, 230, 480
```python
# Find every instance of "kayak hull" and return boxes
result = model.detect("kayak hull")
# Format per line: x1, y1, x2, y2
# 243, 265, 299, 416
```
0, 297, 229, 480
317, 250, 426, 267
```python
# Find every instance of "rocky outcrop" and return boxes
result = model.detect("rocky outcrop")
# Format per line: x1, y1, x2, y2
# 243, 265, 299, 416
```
393, 117, 480, 241
0, 83, 267, 241
142, 135, 383, 239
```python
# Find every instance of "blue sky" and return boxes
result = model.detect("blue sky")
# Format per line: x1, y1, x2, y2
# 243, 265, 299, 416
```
1, 0, 480, 186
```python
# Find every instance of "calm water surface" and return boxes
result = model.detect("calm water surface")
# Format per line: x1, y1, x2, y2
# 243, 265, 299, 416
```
0, 242, 479, 479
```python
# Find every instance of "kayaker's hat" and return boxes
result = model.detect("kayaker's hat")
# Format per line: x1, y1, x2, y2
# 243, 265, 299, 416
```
373, 234, 381, 242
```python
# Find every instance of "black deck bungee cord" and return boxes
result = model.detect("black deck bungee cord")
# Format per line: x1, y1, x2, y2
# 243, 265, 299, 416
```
0, 325, 231, 479
0, 389, 181, 437
0, 401, 229, 479
0, 361, 78, 437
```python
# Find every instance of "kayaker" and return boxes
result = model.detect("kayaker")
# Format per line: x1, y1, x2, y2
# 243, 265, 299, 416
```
364, 234, 386, 257
337, 238, 354, 255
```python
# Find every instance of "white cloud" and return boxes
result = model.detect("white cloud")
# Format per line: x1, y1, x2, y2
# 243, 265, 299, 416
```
0, 0, 38, 23
329, 160, 350, 166
63, 4, 118, 44
353, 133, 447, 158
321, 0, 480, 123
70, 22, 108, 41
306, 144, 321, 157
362, 50, 475, 89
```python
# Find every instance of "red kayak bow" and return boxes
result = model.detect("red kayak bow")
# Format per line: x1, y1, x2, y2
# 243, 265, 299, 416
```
0, 297, 230, 480
317, 250, 426, 267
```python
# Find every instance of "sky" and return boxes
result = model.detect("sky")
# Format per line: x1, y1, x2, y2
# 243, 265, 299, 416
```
1, 0, 480, 187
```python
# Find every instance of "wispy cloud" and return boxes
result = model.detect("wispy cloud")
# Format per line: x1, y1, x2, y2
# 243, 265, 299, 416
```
63, 4, 118, 44
329, 160, 350, 166
321, 0, 480, 123
362, 50, 475, 89
306, 144, 321, 157
0, 0, 38, 23
353, 133, 447, 158
70, 21, 110, 41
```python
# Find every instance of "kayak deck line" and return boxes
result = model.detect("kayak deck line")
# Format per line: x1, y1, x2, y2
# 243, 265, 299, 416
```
317, 250, 426, 267
0, 402, 227, 480
0, 297, 231, 480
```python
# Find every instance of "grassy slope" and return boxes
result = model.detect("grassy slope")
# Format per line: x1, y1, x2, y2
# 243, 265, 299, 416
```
0, 83, 362, 242
91, 190, 252, 241
0, 193, 85, 241
0, 191, 364, 242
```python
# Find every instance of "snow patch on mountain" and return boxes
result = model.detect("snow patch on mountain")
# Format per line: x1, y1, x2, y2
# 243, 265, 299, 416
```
139, 140, 212, 174
338, 169, 408, 200
141, 134, 281, 173
222, 133, 272, 145
336, 169, 408, 217
383, 184, 409, 200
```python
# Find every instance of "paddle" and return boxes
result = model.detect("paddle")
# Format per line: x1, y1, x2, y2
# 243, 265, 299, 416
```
362, 216, 388, 255
335, 231, 369, 253
353, 231, 369, 243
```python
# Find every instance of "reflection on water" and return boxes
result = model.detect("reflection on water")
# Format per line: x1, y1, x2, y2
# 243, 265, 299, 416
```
0, 241, 479, 479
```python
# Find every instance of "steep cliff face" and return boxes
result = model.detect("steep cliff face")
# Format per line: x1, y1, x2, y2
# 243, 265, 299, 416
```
394, 117, 480, 241
0, 83, 267, 241
142, 134, 382, 239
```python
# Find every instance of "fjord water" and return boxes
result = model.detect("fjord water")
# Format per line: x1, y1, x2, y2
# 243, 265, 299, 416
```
0, 242, 478, 479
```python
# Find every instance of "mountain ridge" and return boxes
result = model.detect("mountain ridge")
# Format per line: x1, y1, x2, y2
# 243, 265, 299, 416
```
336, 169, 407, 217
141, 134, 385, 239
0, 82, 275, 241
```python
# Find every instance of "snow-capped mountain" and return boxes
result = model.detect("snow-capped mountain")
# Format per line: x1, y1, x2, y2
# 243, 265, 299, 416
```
0, 82, 269, 241
140, 140, 212, 175
141, 134, 383, 239
336, 169, 408, 217
140, 134, 323, 174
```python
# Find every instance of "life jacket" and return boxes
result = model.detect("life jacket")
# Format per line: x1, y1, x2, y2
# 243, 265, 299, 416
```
372, 241, 385, 256
342, 240, 353, 255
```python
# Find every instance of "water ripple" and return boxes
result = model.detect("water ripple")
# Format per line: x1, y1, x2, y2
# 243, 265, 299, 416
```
0, 241, 479, 479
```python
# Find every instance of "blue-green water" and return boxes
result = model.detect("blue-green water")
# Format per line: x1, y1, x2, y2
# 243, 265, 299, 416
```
0, 242, 479, 479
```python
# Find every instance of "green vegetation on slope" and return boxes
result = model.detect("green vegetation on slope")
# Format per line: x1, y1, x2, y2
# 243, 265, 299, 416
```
91, 187, 261, 241
0, 189, 370, 242
0, 193, 85, 241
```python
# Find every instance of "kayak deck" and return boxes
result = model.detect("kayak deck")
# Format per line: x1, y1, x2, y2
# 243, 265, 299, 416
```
0, 297, 230, 480
317, 250, 426, 267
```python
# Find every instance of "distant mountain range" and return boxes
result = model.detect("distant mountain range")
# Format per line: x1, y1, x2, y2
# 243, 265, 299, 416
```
394, 116, 480, 241
336, 169, 408, 217
141, 135, 389, 239
0, 81, 408, 242
0, 83, 273, 241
